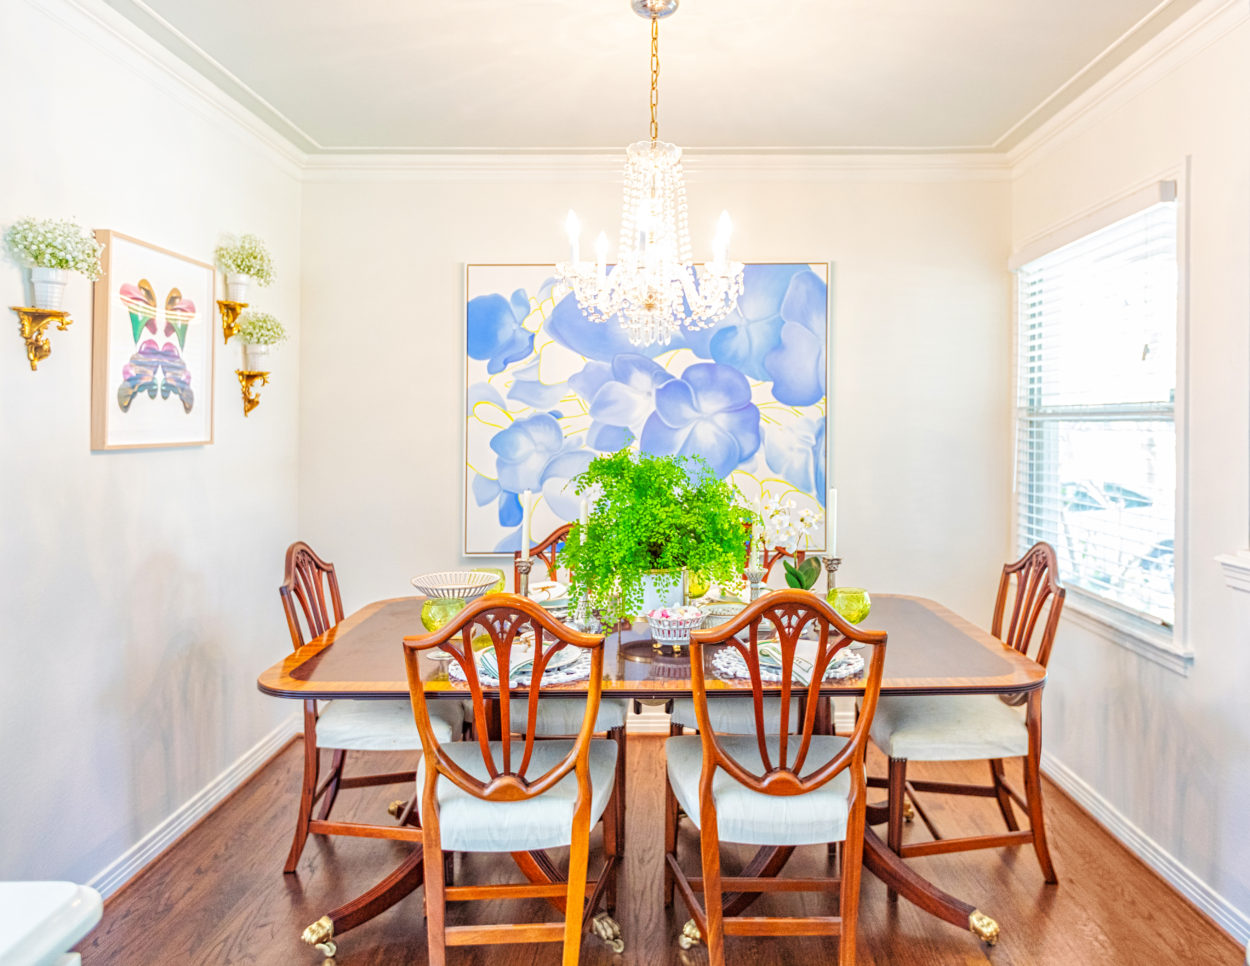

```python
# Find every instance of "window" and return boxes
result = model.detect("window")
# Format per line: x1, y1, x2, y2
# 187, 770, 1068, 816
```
1014, 190, 1178, 629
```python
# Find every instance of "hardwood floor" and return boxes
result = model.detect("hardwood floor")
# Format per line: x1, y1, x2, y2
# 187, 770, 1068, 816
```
81, 736, 1243, 965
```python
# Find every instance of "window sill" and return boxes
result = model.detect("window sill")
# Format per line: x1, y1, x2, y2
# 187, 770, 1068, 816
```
1215, 550, 1250, 593
1062, 592, 1192, 676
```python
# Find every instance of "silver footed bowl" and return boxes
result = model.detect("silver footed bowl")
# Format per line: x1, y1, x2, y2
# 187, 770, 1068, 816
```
411, 570, 500, 601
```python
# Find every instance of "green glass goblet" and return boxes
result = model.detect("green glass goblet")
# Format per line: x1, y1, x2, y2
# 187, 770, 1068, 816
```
472, 567, 506, 596
827, 587, 871, 625
421, 597, 466, 632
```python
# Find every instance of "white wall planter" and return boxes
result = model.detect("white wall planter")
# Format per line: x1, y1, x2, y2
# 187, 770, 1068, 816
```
30, 267, 69, 310
241, 342, 270, 371
226, 273, 255, 302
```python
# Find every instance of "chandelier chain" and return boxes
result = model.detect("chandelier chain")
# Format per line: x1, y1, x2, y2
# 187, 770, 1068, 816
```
649, 16, 659, 142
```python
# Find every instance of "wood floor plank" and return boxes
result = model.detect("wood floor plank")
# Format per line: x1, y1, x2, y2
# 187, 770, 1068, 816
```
78, 737, 1244, 965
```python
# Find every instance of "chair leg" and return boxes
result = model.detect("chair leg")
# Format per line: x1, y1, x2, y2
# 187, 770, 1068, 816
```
316, 749, 347, 821
284, 710, 319, 874
989, 758, 1019, 831
610, 725, 628, 854
1024, 691, 1058, 883
663, 775, 679, 907
699, 813, 726, 966
562, 808, 593, 966
603, 763, 621, 915
423, 817, 448, 966
886, 757, 907, 902
839, 790, 867, 966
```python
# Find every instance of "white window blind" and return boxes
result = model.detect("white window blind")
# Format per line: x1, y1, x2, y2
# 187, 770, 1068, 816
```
1015, 196, 1177, 627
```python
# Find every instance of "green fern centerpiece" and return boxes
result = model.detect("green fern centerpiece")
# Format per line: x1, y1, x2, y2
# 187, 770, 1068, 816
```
559, 449, 753, 625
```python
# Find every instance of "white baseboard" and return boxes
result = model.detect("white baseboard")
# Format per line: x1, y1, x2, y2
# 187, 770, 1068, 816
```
1042, 750, 1250, 946
88, 712, 300, 898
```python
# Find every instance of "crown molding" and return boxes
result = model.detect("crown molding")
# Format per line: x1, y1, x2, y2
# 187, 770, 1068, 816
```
1007, 0, 1250, 173
301, 151, 1011, 184
37, 0, 308, 175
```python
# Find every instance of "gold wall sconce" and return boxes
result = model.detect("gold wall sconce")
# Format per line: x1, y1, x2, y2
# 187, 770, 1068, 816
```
217, 300, 247, 343
236, 369, 269, 416
11, 306, 72, 371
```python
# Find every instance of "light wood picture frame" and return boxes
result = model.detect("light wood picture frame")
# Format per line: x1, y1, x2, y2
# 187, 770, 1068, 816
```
91, 231, 216, 450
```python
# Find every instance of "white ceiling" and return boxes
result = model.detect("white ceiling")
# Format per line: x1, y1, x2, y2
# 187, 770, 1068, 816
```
103, 0, 1196, 154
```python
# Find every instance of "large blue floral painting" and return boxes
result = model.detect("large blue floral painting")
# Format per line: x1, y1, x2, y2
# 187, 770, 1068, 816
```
464, 263, 830, 555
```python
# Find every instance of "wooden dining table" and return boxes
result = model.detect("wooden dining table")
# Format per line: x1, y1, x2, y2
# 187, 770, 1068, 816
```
257, 592, 1046, 956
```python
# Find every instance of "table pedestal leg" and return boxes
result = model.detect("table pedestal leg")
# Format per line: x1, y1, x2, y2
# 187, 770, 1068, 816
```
861, 827, 999, 945
300, 847, 427, 957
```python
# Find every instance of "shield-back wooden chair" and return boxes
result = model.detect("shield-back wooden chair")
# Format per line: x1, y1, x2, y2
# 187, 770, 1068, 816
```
664, 589, 888, 965
403, 595, 622, 965
868, 541, 1065, 885
279, 541, 462, 873
513, 524, 631, 847
670, 534, 812, 735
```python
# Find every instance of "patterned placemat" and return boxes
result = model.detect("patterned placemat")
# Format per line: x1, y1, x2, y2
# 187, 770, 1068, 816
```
447, 649, 593, 688
712, 646, 864, 684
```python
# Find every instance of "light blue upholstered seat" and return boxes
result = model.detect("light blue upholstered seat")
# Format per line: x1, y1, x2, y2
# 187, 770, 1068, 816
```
507, 697, 630, 735
316, 698, 462, 751
416, 738, 618, 852
869, 694, 1027, 761
666, 734, 853, 846
669, 696, 800, 734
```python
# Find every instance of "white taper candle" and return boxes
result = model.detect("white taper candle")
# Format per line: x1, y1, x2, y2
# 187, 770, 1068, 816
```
521, 489, 532, 560
826, 487, 838, 556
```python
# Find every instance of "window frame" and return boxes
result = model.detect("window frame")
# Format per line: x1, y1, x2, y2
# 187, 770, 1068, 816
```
1009, 171, 1193, 674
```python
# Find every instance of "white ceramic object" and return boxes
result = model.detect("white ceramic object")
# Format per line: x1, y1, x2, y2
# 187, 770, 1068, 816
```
639, 571, 683, 615
242, 342, 270, 372
528, 580, 568, 604
30, 267, 69, 311
649, 607, 704, 647
411, 570, 499, 600
226, 272, 253, 301
0, 881, 102, 966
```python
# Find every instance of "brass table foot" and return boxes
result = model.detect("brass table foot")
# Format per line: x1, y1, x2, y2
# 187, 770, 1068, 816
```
387, 799, 406, 819
592, 911, 625, 953
903, 799, 916, 824
677, 918, 702, 949
302, 915, 337, 958
969, 909, 1000, 946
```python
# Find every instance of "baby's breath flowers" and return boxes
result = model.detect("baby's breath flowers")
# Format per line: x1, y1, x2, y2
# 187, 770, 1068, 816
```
214, 233, 275, 285
236, 311, 287, 345
4, 217, 102, 279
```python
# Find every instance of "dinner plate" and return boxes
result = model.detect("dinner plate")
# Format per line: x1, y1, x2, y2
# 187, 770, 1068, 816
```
477, 639, 581, 678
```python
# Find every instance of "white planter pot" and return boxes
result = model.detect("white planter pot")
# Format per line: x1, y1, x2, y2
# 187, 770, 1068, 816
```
242, 342, 270, 371
639, 570, 686, 616
226, 273, 254, 302
30, 267, 69, 311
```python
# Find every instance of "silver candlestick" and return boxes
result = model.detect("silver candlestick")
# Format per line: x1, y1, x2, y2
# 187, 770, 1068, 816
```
823, 555, 842, 594
746, 565, 766, 601
515, 558, 533, 597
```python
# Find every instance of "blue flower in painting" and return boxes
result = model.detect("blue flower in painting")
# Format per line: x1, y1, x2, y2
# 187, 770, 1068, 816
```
546, 284, 692, 362
640, 363, 761, 478
580, 354, 675, 452
467, 288, 534, 374
486, 413, 594, 530
709, 265, 827, 405
764, 415, 826, 500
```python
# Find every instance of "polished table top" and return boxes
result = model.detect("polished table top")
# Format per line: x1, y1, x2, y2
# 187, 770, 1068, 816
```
257, 593, 1045, 700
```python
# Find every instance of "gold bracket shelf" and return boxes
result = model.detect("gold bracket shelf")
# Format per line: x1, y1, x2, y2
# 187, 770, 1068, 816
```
11, 306, 72, 371
217, 300, 247, 344
236, 369, 269, 416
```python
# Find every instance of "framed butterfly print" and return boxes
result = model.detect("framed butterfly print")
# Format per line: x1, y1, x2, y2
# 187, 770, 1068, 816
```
91, 231, 215, 449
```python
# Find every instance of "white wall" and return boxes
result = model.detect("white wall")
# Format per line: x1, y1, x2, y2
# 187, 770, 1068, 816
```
1009, 4, 1250, 938
0, 0, 302, 885
297, 170, 1013, 625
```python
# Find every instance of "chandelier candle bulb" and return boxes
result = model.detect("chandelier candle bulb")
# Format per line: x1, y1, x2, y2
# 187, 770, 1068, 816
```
713, 210, 732, 267
595, 232, 608, 278
521, 489, 532, 561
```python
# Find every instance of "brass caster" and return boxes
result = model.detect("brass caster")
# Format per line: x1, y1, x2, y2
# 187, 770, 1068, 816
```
387, 799, 406, 818
969, 909, 1000, 946
678, 918, 702, 950
592, 912, 624, 953
903, 799, 916, 824
302, 915, 337, 958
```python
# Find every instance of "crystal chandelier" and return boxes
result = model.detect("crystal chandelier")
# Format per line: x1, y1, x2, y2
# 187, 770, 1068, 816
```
558, 0, 744, 348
